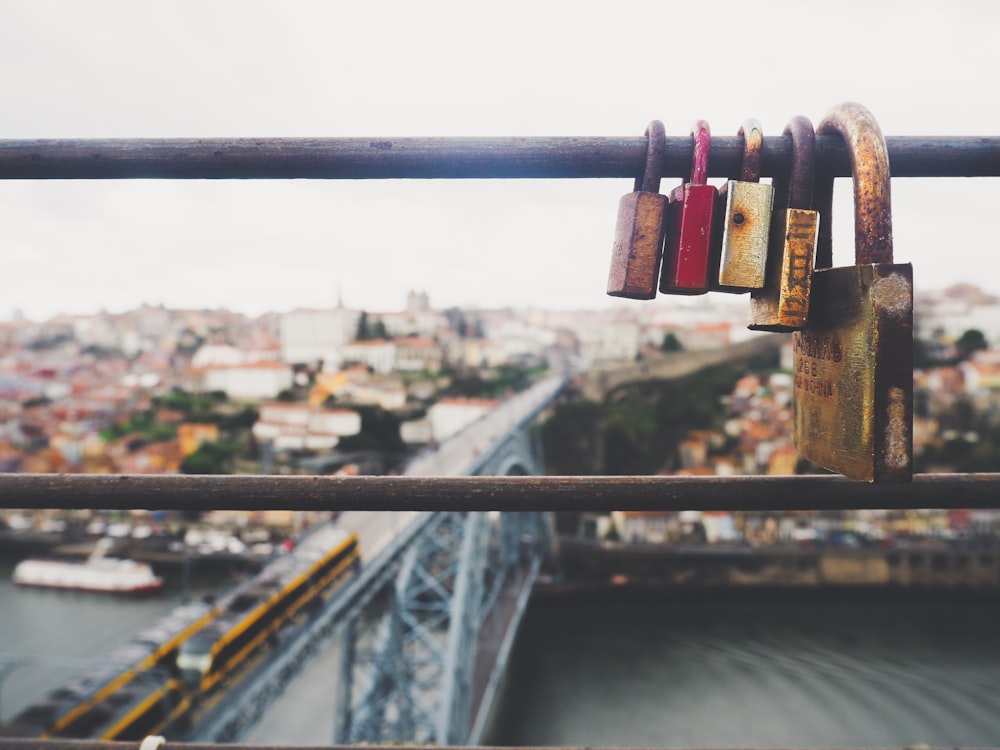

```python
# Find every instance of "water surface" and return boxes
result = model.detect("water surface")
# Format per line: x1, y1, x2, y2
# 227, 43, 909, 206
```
488, 588, 1000, 747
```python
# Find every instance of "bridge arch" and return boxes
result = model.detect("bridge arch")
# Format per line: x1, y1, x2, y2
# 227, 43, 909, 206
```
474, 428, 540, 477
494, 456, 532, 477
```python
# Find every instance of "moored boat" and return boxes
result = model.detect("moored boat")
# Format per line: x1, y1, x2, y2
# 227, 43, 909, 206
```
12, 538, 164, 594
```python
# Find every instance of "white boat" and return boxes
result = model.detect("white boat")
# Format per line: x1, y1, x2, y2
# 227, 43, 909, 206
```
12, 538, 164, 594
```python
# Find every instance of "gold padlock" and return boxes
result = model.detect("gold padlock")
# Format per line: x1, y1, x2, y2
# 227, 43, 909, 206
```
792, 102, 913, 483
713, 119, 774, 292
748, 116, 819, 331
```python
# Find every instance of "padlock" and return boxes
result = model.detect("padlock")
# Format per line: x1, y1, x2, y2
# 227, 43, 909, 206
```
748, 116, 819, 330
659, 120, 715, 295
712, 120, 774, 292
792, 102, 913, 483
607, 121, 667, 299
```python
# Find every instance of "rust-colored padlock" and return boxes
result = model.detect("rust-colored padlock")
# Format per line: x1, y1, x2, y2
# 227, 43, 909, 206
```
792, 102, 912, 484
748, 116, 819, 330
607, 121, 667, 299
659, 121, 715, 295
712, 119, 774, 292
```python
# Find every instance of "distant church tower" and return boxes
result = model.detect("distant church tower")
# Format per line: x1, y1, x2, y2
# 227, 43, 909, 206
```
407, 290, 430, 314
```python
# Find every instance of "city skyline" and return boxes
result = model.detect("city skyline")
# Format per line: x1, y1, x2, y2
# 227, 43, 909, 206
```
2, 276, 995, 326
1, 1, 998, 321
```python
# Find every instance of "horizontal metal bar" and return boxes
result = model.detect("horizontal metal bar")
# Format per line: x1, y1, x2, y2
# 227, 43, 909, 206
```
0, 741, 990, 750
0, 136, 996, 180
1, 473, 998, 512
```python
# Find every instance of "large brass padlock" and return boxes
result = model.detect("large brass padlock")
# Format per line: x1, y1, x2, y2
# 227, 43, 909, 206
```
607, 121, 667, 299
748, 116, 819, 330
712, 119, 774, 292
792, 102, 913, 483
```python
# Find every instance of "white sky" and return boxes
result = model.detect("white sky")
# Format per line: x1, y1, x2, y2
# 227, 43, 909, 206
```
1, 0, 998, 321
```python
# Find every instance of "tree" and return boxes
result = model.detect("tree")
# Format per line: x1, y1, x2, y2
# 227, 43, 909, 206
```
355, 311, 387, 341
661, 333, 683, 352
180, 441, 238, 474
336, 406, 404, 453
955, 329, 988, 361
356, 310, 370, 340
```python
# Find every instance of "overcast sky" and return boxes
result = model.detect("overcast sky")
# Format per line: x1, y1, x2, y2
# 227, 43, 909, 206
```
1, 1, 998, 321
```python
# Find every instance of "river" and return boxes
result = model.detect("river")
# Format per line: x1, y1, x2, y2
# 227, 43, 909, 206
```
3, 561, 1000, 747
0, 559, 234, 724
486, 587, 1000, 747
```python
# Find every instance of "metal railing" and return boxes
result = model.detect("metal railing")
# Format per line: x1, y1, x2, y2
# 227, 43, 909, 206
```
2, 135, 998, 179
2, 131, 999, 750
1, 473, 1000, 512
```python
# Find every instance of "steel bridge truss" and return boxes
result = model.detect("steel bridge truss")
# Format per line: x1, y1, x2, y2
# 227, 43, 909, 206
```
188, 509, 549, 745
335, 511, 548, 745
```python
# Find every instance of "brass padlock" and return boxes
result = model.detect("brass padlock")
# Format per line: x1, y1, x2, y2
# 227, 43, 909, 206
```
748, 116, 819, 330
607, 121, 667, 299
712, 120, 774, 292
792, 102, 913, 483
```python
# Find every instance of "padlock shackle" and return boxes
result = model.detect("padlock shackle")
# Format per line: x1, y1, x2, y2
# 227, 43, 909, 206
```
785, 116, 816, 211
689, 120, 711, 186
816, 102, 894, 266
738, 120, 764, 183
635, 120, 666, 194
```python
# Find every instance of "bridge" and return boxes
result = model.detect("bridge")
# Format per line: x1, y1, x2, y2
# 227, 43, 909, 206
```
177, 341, 791, 744
185, 373, 568, 745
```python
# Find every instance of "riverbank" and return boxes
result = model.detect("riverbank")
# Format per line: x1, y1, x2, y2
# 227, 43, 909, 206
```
0, 529, 267, 574
554, 537, 1000, 588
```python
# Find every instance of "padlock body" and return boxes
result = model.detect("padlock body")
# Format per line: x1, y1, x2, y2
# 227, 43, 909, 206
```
713, 179, 774, 292
792, 262, 913, 483
748, 208, 819, 331
659, 183, 716, 295
607, 191, 667, 299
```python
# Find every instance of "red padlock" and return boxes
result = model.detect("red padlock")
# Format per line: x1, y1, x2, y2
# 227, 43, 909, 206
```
659, 120, 716, 295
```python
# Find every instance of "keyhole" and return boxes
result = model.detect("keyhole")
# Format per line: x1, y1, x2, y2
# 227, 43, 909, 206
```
733, 213, 745, 226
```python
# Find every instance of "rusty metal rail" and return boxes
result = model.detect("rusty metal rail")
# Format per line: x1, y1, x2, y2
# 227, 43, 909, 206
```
0, 741, 985, 750
0, 136, 998, 180
1, 473, 998, 512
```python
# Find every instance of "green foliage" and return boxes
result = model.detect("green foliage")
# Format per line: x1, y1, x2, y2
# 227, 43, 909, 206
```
81, 344, 124, 359
955, 329, 988, 360
102, 389, 249, 445
915, 328, 988, 368
217, 405, 259, 432
355, 311, 386, 341
175, 328, 204, 356
356, 311, 369, 340
336, 406, 404, 453
661, 332, 683, 352
444, 365, 548, 399
542, 401, 604, 475
100, 410, 177, 444
543, 362, 746, 475
913, 336, 938, 370
180, 440, 239, 474
153, 389, 230, 420
913, 388, 1000, 473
